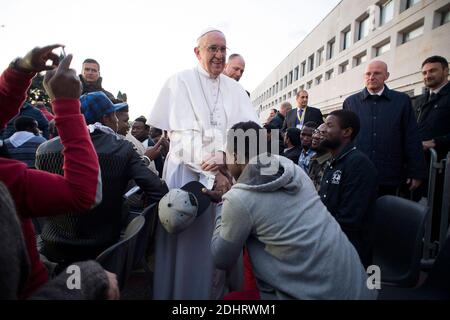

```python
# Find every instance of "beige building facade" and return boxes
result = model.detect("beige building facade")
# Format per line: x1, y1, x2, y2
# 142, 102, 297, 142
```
252, 0, 450, 121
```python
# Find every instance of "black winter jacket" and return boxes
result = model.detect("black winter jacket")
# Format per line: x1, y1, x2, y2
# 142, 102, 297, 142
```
343, 86, 427, 186
35, 130, 168, 264
414, 82, 450, 160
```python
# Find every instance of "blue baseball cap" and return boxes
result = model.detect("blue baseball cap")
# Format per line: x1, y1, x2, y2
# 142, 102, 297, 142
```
80, 91, 128, 125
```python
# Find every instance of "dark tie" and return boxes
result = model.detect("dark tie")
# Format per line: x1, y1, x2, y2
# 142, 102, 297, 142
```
429, 92, 437, 102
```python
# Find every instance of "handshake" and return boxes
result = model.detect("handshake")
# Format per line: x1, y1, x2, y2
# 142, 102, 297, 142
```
13, 44, 82, 101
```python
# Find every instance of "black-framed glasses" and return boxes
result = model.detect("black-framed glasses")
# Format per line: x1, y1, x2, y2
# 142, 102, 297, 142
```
204, 45, 228, 54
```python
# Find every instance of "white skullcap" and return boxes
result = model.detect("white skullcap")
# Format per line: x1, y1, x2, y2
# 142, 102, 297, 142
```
197, 27, 224, 41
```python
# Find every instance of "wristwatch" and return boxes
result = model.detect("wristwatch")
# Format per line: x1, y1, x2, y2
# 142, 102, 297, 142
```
142, 155, 151, 166
10, 57, 34, 74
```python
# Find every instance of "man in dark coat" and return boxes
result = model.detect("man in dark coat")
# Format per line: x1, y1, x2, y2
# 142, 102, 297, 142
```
415, 55, 450, 160
414, 55, 450, 240
319, 110, 378, 267
79, 58, 115, 101
343, 60, 427, 196
282, 127, 302, 164
282, 90, 324, 132
1, 102, 49, 139
269, 102, 292, 130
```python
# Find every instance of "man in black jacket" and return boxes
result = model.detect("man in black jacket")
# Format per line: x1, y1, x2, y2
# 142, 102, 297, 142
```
282, 90, 324, 132
414, 55, 450, 239
343, 60, 427, 196
282, 127, 302, 164
319, 110, 378, 267
36, 91, 168, 267
79, 58, 116, 101
268, 102, 292, 130
415, 56, 450, 160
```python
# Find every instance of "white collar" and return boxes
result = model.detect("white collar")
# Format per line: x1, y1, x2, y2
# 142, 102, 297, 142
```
368, 87, 384, 96
88, 122, 118, 137
197, 64, 219, 80
430, 81, 448, 95
8, 131, 36, 148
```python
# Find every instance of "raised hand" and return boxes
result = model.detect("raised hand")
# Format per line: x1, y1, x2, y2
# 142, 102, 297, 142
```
15, 44, 64, 73
144, 138, 164, 161
43, 54, 82, 101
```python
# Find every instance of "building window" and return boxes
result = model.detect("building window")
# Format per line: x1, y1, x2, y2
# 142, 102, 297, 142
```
306, 81, 313, 89
283, 95, 286, 101
325, 69, 334, 81
380, 0, 394, 26
315, 75, 323, 85
353, 51, 368, 67
317, 47, 324, 67
276, 82, 279, 93
326, 38, 335, 60
373, 38, 391, 57
308, 54, 315, 72
299, 85, 305, 91
288, 92, 292, 99
300, 61, 306, 77
289, 71, 293, 85
341, 27, 352, 51
443, 9, 450, 25
284, 75, 288, 88
280, 78, 283, 91
400, 21, 424, 44
294, 66, 299, 81
434, 5, 450, 28
405, 0, 420, 10
293, 88, 298, 97
339, 61, 349, 74
357, 15, 370, 41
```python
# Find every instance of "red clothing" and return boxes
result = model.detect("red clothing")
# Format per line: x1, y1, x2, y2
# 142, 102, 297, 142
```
38, 107, 55, 122
0, 67, 100, 297
223, 249, 260, 300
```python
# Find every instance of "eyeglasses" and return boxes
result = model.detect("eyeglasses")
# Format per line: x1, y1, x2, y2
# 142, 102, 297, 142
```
203, 45, 228, 54
313, 129, 327, 136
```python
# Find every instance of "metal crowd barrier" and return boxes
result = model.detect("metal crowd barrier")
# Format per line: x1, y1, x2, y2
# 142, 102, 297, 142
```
422, 149, 450, 264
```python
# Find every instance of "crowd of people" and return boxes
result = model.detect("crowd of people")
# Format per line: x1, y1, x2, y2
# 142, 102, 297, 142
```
0, 27, 449, 300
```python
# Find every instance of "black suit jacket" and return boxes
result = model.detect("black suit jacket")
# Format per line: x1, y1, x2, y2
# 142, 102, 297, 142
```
414, 82, 450, 160
282, 106, 324, 132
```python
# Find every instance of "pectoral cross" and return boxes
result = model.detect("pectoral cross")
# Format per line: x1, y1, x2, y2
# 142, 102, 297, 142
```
210, 114, 218, 126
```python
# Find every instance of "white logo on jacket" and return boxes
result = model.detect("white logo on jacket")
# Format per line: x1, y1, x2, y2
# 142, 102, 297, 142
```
331, 170, 342, 185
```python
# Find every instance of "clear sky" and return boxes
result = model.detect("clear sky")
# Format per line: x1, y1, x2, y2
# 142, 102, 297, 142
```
0, 0, 341, 119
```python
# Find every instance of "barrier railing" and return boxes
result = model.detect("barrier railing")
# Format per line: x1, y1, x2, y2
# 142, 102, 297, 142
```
422, 149, 450, 263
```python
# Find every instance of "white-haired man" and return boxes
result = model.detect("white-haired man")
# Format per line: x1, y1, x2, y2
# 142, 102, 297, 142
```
147, 28, 259, 299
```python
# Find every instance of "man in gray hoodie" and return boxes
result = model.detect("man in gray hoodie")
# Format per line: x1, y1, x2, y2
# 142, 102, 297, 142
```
208, 121, 378, 300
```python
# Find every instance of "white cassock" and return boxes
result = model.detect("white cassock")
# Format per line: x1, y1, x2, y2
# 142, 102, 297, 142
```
148, 64, 259, 299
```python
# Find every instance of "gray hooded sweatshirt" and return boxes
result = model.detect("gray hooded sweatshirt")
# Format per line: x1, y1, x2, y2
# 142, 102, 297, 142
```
211, 155, 378, 300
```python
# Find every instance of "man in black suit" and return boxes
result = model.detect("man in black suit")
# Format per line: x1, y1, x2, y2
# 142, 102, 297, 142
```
414, 55, 449, 240
282, 90, 324, 132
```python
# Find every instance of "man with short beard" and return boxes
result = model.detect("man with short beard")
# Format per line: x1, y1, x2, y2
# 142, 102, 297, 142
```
308, 123, 332, 192
414, 55, 450, 241
415, 56, 450, 160
319, 110, 378, 267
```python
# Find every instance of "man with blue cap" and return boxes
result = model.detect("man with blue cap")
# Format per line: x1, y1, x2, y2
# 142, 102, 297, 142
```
36, 91, 168, 268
